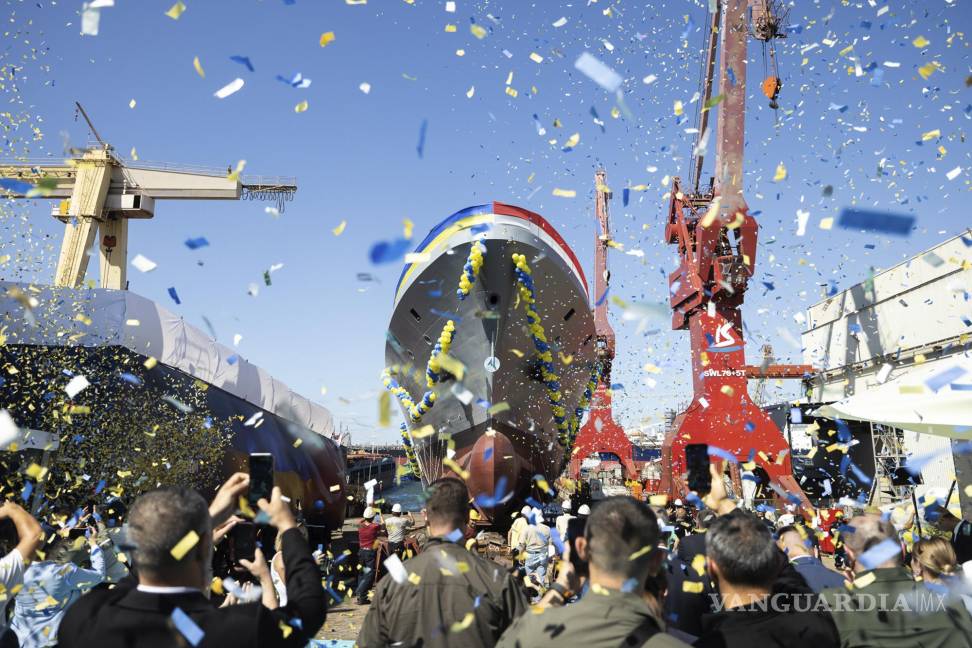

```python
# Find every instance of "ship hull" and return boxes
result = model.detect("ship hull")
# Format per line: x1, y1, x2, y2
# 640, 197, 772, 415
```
386, 202, 596, 521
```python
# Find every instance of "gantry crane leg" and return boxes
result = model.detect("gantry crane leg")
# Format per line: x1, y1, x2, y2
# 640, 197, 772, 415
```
53, 149, 112, 288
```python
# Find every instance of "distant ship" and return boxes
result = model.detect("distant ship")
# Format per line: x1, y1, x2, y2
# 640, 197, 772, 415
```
384, 202, 597, 522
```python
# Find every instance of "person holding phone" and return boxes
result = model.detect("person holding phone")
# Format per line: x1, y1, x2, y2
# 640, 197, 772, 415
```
58, 473, 327, 648
354, 507, 383, 605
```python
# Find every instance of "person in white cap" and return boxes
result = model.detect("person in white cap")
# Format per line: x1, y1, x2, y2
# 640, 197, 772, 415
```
555, 500, 574, 541
384, 503, 415, 558
354, 506, 383, 605
508, 505, 531, 556
577, 504, 591, 516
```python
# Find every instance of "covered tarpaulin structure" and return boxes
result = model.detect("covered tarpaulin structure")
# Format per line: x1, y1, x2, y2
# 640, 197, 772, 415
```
814, 357, 972, 439
0, 281, 347, 533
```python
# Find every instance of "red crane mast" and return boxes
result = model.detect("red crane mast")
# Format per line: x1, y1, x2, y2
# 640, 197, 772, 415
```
660, 0, 812, 510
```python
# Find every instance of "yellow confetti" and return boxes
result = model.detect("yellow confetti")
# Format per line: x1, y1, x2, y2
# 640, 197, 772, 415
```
144, 357, 158, 369
852, 572, 876, 588
442, 457, 470, 480
75, 313, 92, 326
806, 446, 818, 460
128, 99, 136, 109
720, 385, 734, 397
470, 24, 487, 39
411, 425, 436, 439
25, 463, 47, 481
629, 545, 653, 560
674, 100, 684, 116
437, 354, 465, 380
912, 35, 930, 48
466, 86, 475, 98
682, 581, 704, 593
918, 62, 940, 80
529, 52, 544, 64
210, 578, 224, 596
332, 220, 347, 236
691, 554, 707, 576
319, 31, 336, 47
563, 132, 580, 149
130, 147, 138, 161
648, 494, 668, 506
819, 217, 834, 230
378, 391, 391, 427
773, 163, 787, 182
169, 530, 199, 561
552, 188, 576, 198
510, 348, 524, 358
278, 621, 293, 639
192, 56, 205, 78
450, 612, 475, 632
505, 86, 518, 97
295, 100, 309, 113
408, 572, 422, 585
922, 129, 941, 141
444, 24, 457, 32
292, 438, 303, 448
165, 1, 186, 20
403, 218, 414, 239
116, 470, 132, 478
487, 402, 511, 415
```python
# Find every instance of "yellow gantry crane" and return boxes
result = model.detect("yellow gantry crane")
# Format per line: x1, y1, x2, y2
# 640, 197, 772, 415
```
0, 102, 296, 290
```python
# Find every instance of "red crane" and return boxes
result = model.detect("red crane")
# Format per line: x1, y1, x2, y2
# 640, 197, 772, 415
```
569, 170, 637, 481
660, 0, 812, 510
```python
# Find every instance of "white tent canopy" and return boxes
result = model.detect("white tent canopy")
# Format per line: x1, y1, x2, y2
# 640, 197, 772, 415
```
814, 356, 972, 439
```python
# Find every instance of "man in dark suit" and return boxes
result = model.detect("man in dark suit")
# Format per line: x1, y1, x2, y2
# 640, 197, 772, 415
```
776, 525, 845, 593
59, 474, 326, 648
927, 503, 972, 565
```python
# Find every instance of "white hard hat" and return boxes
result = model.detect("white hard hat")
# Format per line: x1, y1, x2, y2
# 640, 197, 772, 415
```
531, 507, 544, 523
363, 507, 376, 519
521, 505, 531, 516
392, 503, 402, 514
577, 504, 591, 516
674, 499, 684, 507
562, 500, 571, 511
776, 514, 795, 529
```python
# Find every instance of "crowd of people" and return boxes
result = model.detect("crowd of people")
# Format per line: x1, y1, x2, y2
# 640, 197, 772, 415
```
2, 462, 972, 647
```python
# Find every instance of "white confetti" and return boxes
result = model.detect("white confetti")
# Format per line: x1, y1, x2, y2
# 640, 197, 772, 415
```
383, 554, 409, 584
946, 166, 962, 181
359, 82, 371, 94
64, 375, 91, 399
214, 78, 245, 99
0, 410, 19, 448
574, 52, 623, 93
131, 254, 157, 273
552, 16, 567, 27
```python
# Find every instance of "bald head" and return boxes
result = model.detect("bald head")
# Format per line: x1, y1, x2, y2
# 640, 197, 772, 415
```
843, 514, 901, 571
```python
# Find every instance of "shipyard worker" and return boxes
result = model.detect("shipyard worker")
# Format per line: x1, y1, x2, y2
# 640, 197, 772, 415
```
517, 509, 552, 593
383, 503, 414, 559
821, 513, 972, 648
508, 505, 531, 554
355, 507, 383, 605
555, 500, 574, 540
497, 496, 691, 648
925, 502, 972, 565
0, 501, 43, 642
776, 524, 845, 593
357, 478, 529, 648
58, 474, 327, 648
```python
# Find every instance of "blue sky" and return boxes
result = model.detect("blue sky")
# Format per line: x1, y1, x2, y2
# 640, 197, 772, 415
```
2, 0, 970, 444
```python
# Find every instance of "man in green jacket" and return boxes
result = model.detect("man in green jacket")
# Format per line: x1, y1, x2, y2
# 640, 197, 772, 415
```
821, 513, 972, 648
495, 496, 689, 648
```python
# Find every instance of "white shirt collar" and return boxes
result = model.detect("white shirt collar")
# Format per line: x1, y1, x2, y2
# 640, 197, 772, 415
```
136, 584, 201, 595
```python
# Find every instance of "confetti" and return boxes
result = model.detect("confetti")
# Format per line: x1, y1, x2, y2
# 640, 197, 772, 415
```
552, 188, 576, 198
332, 220, 347, 236
192, 56, 205, 78
836, 209, 915, 236
574, 52, 623, 93
170, 608, 204, 646
214, 78, 244, 99
165, 1, 186, 20
320, 31, 336, 47
64, 375, 90, 399
130, 254, 157, 273
295, 100, 309, 113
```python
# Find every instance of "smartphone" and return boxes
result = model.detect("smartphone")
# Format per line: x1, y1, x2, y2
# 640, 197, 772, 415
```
230, 522, 256, 562
566, 515, 589, 579
248, 453, 274, 509
685, 443, 711, 495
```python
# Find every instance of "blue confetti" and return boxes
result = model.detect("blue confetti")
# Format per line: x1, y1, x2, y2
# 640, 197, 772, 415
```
595, 286, 610, 306
707, 446, 738, 464
857, 538, 900, 570
925, 365, 968, 392
167, 287, 181, 305
623, 187, 630, 207
184, 237, 209, 250
837, 209, 915, 236
416, 119, 428, 159
226, 354, 239, 365
369, 238, 412, 265
230, 55, 254, 72
550, 528, 565, 555
119, 372, 142, 385
170, 608, 204, 647
444, 528, 463, 543
21, 481, 32, 502
0, 178, 33, 194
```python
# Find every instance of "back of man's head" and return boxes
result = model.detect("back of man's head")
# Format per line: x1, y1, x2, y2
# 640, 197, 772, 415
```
844, 513, 901, 569
707, 510, 781, 588
128, 487, 211, 582
583, 496, 659, 580
425, 478, 468, 532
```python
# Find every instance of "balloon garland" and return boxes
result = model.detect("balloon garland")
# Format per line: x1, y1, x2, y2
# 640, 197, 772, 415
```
425, 320, 456, 387
457, 240, 486, 300
399, 422, 421, 477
